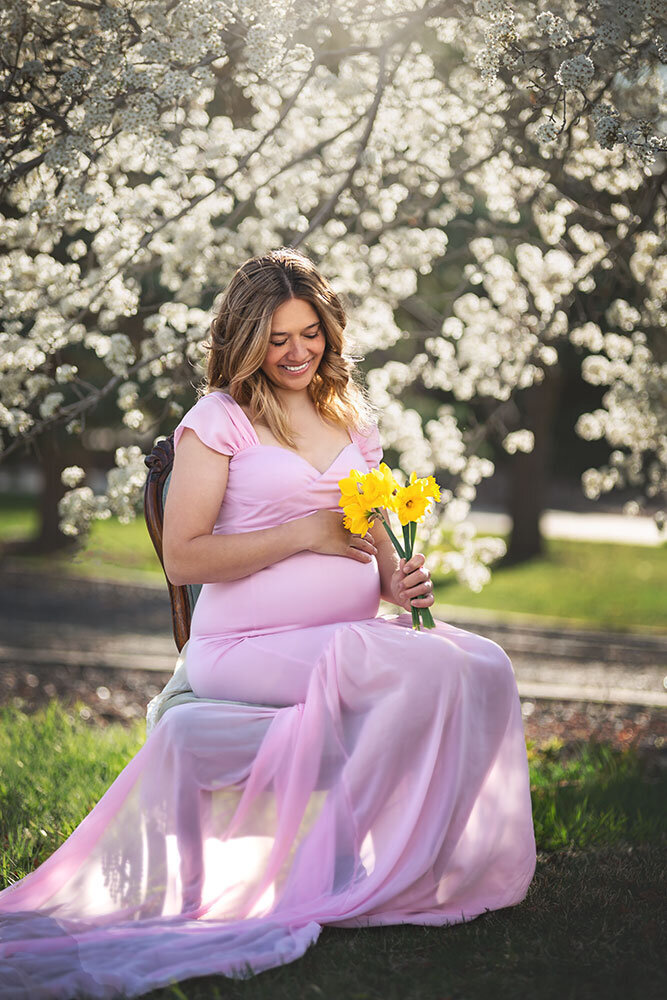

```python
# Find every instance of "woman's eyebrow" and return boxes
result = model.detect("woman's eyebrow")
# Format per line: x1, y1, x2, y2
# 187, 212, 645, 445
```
270, 321, 320, 336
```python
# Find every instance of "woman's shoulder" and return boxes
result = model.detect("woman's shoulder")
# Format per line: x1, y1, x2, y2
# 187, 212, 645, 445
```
183, 389, 251, 420
172, 391, 256, 457
349, 419, 383, 469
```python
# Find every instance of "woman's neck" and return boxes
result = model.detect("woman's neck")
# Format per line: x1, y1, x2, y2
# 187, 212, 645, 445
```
273, 386, 315, 419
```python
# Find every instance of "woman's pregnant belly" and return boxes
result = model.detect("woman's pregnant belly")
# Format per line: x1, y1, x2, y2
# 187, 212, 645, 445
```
190, 549, 381, 638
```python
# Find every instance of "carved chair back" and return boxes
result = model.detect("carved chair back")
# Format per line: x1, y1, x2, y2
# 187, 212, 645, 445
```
143, 433, 201, 651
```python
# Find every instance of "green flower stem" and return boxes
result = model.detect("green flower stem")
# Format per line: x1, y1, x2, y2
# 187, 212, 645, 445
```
402, 522, 412, 560
408, 519, 435, 630
372, 509, 405, 560
420, 606, 436, 629
401, 522, 420, 630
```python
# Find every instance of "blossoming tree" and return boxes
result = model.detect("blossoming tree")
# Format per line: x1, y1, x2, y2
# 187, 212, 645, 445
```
1, 0, 665, 587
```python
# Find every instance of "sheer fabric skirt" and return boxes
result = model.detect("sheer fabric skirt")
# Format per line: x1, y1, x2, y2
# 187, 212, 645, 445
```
0, 614, 536, 999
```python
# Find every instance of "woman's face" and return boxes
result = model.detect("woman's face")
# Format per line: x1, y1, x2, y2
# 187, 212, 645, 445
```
261, 297, 326, 391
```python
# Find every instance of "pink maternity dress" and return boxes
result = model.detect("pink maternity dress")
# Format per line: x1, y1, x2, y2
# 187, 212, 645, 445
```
0, 390, 536, 998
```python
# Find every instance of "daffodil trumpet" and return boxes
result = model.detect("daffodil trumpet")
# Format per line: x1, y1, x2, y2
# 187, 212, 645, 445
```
337, 463, 441, 631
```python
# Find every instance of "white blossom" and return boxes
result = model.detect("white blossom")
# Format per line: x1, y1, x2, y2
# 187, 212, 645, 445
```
536, 119, 560, 143
106, 446, 147, 523
122, 408, 145, 430
58, 487, 110, 537
555, 55, 595, 91
39, 392, 64, 419
117, 382, 139, 411
60, 465, 85, 488
55, 364, 78, 383
502, 430, 535, 454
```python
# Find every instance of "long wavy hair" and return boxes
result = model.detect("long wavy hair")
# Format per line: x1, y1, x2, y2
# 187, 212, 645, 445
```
202, 247, 376, 448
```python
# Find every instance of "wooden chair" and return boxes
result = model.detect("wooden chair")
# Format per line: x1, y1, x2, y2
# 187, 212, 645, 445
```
144, 433, 200, 652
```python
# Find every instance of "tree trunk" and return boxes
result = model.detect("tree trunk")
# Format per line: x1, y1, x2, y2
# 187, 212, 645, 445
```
503, 363, 562, 564
5, 428, 78, 556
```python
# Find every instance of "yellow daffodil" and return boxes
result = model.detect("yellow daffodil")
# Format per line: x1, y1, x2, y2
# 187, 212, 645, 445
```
338, 466, 393, 514
338, 468, 365, 501
410, 471, 441, 502
358, 473, 391, 510
341, 496, 375, 536
393, 481, 432, 525
366, 463, 399, 509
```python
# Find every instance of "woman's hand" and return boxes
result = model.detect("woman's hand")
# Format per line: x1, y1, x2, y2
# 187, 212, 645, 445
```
304, 509, 379, 563
388, 552, 434, 613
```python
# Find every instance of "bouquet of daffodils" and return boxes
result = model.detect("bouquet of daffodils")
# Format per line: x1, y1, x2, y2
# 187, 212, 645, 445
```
337, 463, 441, 631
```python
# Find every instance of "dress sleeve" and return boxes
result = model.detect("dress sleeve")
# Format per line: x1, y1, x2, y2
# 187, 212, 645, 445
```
172, 393, 247, 457
353, 421, 383, 470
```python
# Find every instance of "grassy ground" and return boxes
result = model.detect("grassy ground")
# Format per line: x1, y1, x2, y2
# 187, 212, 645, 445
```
0, 493, 161, 581
2, 494, 666, 631
1, 701, 665, 999
432, 536, 667, 632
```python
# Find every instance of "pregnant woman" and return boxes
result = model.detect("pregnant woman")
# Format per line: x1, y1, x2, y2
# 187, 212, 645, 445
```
0, 248, 536, 999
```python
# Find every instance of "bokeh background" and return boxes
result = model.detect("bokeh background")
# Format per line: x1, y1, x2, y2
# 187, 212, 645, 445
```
0, 4, 665, 996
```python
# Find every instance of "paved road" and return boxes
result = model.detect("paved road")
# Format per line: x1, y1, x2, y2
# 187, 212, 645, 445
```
1, 567, 665, 708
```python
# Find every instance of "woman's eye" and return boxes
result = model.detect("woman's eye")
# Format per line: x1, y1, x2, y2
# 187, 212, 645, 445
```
270, 329, 320, 347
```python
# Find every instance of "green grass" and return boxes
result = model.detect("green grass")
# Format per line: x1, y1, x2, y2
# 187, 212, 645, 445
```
432, 535, 667, 632
0, 700, 143, 885
526, 737, 666, 850
2, 493, 667, 630
0, 493, 39, 538
0, 492, 161, 582
0, 702, 665, 999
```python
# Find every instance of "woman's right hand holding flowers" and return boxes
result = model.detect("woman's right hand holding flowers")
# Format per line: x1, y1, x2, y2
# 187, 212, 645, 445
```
390, 553, 434, 613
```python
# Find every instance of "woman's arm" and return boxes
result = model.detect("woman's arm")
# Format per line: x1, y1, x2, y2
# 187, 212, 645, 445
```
370, 509, 435, 612
163, 429, 377, 585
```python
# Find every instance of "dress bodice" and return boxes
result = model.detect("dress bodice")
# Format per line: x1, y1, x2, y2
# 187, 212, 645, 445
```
172, 391, 385, 637
173, 391, 383, 534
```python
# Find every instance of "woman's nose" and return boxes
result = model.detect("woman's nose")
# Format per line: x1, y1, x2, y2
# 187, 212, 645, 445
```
284, 347, 310, 362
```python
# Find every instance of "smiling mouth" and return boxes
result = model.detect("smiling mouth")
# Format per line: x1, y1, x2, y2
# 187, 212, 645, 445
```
279, 360, 311, 373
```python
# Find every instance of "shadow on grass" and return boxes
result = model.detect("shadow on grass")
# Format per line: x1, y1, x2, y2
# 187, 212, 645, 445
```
139, 844, 665, 1000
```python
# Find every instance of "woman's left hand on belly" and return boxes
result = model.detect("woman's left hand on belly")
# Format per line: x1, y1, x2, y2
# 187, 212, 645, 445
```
390, 552, 434, 612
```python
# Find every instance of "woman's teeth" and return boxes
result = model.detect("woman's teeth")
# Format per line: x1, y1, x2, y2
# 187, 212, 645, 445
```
281, 361, 310, 372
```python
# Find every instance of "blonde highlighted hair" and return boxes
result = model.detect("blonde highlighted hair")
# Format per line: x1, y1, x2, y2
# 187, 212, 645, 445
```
202, 247, 376, 448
